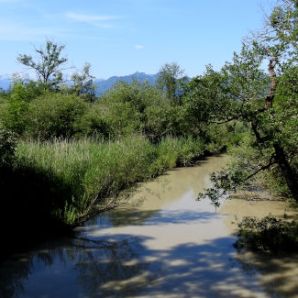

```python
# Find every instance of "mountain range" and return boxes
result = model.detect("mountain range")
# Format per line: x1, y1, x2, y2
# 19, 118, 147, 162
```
95, 72, 158, 95
0, 72, 158, 95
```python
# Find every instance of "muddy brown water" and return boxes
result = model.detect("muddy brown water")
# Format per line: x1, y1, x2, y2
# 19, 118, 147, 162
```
1, 155, 297, 298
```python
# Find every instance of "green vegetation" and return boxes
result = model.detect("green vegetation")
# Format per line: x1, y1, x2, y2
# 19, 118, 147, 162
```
13, 136, 204, 225
0, 126, 16, 166
236, 216, 298, 254
17, 40, 67, 90
199, 0, 298, 205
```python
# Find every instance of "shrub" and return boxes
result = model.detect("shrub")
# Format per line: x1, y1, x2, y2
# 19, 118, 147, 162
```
0, 126, 16, 166
26, 93, 87, 140
75, 104, 111, 138
235, 216, 298, 254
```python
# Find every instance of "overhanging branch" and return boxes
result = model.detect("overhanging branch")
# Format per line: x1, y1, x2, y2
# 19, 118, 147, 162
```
244, 155, 276, 181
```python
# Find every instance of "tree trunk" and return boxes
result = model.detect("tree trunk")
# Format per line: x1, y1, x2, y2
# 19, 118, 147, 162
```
262, 54, 298, 201
265, 57, 277, 109
274, 143, 298, 201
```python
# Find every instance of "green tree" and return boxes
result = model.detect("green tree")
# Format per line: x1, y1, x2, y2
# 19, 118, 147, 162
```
0, 78, 44, 135
71, 63, 96, 102
201, 0, 298, 203
157, 63, 185, 102
26, 94, 87, 140
18, 40, 67, 90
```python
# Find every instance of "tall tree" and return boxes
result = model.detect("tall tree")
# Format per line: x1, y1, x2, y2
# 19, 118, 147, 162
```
200, 0, 298, 203
71, 63, 96, 101
157, 63, 185, 102
250, 0, 298, 200
18, 40, 67, 90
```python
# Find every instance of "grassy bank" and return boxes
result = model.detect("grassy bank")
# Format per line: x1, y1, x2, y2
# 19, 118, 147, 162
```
9, 135, 205, 227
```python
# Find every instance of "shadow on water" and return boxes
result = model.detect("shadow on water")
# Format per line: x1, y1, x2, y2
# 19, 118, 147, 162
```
79, 209, 219, 234
0, 235, 240, 298
1, 221, 295, 297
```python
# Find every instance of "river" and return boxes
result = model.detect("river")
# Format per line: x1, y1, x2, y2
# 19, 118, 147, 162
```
1, 155, 297, 298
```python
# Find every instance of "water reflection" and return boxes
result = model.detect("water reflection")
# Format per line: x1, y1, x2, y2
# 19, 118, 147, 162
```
1, 235, 149, 298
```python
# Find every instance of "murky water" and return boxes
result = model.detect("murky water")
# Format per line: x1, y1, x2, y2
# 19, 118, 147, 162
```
1, 156, 297, 298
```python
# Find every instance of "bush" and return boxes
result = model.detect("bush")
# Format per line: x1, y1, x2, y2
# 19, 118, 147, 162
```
26, 93, 87, 140
0, 98, 29, 136
0, 81, 45, 135
75, 104, 111, 138
0, 126, 16, 166
176, 137, 205, 166
235, 216, 298, 254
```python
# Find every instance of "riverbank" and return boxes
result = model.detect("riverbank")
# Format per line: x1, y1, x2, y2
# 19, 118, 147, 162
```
1, 135, 221, 258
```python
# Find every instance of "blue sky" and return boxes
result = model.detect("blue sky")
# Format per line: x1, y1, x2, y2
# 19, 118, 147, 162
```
0, 0, 275, 79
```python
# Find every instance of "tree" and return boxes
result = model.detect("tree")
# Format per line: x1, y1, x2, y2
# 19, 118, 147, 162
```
26, 94, 87, 140
71, 63, 96, 102
18, 40, 67, 90
247, 0, 298, 200
199, 0, 298, 203
157, 63, 185, 102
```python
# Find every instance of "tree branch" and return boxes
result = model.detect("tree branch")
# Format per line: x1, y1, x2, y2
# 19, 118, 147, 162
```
244, 155, 276, 181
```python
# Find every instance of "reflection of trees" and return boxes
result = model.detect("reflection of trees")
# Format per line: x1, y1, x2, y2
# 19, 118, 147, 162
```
0, 235, 148, 298
0, 258, 31, 298
72, 237, 148, 297
108, 209, 157, 226
0, 238, 72, 298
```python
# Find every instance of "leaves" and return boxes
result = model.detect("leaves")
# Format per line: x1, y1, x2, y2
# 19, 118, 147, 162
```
17, 40, 67, 90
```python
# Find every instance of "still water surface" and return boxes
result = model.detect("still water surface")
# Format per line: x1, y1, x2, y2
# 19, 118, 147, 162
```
1, 156, 297, 298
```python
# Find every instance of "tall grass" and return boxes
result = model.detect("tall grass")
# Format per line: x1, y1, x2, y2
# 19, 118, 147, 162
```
14, 135, 205, 225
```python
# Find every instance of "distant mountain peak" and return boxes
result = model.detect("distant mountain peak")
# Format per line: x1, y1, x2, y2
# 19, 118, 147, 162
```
95, 72, 158, 95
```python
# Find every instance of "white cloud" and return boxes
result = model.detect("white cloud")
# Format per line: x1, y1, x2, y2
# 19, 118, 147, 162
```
135, 44, 145, 50
65, 12, 118, 28
65, 12, 116, 22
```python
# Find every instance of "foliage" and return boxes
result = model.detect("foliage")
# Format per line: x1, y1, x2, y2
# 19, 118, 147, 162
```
149, 137, 204, 176
0, 126, 16, 166
198, 1, 298, 203
70, 63, 96, 102
75, 104, 111, 138
26, 93, 87, 140
0, 97, 28, 135
0, 80, 45, 134
97, 81, 181, 139
11, 136, 205, 225
17, 40, 67, 90
184, 65, 235, 126
157, 63, 186, 102
235, 216, 298, 254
